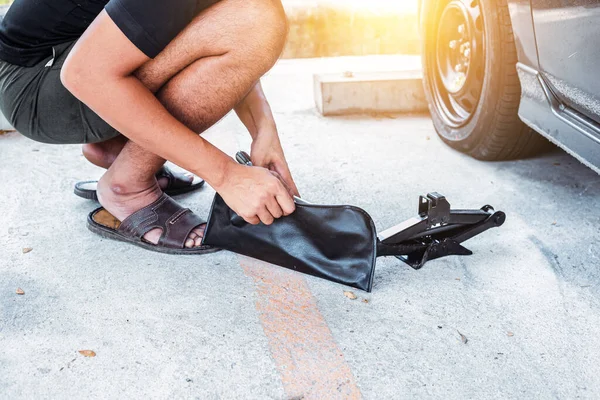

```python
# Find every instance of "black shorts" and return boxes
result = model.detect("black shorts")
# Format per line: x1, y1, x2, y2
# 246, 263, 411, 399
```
0, 41, 120, 144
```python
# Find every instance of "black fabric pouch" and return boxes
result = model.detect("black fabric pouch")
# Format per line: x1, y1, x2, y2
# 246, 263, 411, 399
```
202, 153, 505, 292
203, 194, 378, 292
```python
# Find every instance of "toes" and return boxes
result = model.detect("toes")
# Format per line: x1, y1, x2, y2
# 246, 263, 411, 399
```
183, 224, 207, 249
192, 229, 204, 239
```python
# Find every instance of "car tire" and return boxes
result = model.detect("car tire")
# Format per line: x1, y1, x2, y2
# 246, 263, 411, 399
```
422, 0, 549, 160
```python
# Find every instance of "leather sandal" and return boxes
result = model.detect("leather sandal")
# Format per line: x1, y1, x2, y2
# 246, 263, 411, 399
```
74, 166, 205, 201
87, 193, 219, 255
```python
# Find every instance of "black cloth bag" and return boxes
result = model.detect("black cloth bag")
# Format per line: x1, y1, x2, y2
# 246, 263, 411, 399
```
203, 194, 379, 292
201, 151, 505, 292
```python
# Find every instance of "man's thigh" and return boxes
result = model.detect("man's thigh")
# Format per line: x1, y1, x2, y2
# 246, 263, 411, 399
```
134, 0, 286, 93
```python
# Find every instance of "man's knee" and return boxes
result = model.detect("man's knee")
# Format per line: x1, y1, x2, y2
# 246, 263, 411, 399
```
240, 0, 288, 72
135, 0, 287, 92
263, 0, 289, 60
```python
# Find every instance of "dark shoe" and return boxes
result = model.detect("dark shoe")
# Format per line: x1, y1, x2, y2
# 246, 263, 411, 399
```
74, 166, 205, 201
87, 193, 219, 255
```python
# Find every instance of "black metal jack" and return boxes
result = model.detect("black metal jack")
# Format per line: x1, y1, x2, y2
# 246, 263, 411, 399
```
377, 192, 506, 269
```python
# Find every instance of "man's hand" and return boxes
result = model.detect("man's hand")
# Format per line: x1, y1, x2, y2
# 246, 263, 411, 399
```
250, 130, 300, 198
216, 163, 295, 225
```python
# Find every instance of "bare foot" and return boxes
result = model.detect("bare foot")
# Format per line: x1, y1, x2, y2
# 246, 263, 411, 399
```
96, 177, 205, 248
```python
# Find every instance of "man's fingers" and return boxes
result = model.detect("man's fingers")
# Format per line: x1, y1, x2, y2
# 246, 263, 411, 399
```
267, 173, 296, 216
257, 206, 275, 225
275, 171, 295, 198
275, 192, 296, 216
266, 197, 284, 219
268, 169, 291, 195
272, 161, 300, 197
284, 174, 300, 198
232, 165, 297, 225
244, 215, 261, 225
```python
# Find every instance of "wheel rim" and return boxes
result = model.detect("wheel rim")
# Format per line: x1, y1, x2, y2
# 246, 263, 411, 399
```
430, 0, 485, 134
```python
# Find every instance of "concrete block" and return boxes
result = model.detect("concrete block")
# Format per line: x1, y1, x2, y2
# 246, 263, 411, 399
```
314, 70, 427, 116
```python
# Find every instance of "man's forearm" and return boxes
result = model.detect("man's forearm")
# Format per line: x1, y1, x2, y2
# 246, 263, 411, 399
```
65, 70, 235, 189
233, 79, 299, 196
234, 81, 277, 140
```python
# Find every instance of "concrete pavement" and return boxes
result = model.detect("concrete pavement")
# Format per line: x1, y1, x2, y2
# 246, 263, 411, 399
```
2, 58, 600, 399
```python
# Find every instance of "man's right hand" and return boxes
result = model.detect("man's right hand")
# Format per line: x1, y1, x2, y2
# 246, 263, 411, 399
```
216, 163, 296, 225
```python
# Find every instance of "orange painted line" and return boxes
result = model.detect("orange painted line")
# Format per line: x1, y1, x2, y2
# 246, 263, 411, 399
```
239, 256, 362, 400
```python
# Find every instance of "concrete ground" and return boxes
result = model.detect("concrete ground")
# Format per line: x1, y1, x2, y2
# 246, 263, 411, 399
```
2, 57, 600, 400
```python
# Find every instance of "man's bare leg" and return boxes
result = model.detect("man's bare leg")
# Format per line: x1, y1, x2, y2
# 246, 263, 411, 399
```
94, 0, 288, 247
83, 137, 194, 189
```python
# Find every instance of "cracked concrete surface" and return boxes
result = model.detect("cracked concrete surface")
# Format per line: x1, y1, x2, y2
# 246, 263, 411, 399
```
1, 58, 600, 399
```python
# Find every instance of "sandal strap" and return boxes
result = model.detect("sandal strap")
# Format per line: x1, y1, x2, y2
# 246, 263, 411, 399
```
117, 193, 204, 249
158, 207, 205, 249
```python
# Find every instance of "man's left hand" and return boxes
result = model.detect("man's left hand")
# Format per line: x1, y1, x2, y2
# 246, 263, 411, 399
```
250, 129, 300, 198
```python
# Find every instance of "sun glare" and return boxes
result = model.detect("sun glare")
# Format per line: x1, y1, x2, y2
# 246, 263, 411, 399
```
324, 0, 418, 13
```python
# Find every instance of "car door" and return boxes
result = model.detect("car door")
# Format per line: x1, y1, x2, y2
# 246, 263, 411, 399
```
531, 0, 600, 124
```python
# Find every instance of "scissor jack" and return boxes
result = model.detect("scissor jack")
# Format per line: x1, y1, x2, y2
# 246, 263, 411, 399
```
377, 192, 506, 269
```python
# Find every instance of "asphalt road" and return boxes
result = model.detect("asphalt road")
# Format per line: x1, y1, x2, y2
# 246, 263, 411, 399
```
1, 58, 600, 399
